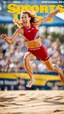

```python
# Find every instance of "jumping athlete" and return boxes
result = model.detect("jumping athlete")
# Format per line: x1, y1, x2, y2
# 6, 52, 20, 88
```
1, 10, 64, 88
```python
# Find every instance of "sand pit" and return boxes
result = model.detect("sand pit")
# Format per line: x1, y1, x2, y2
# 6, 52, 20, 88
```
0, 90, 64, 114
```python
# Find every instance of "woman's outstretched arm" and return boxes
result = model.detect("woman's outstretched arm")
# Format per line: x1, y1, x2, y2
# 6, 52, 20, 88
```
1, 28, 23, 44
37, 10, 60, 25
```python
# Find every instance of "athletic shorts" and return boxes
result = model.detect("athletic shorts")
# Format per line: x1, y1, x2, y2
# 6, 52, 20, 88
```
28, 45, 50, 61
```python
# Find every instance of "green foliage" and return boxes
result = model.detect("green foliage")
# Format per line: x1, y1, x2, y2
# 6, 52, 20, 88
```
41, 31, 64, 44
0, 24, 64, 44
0, 25, 7, 34
51, 32, 64, 43
12, 25, 17, 33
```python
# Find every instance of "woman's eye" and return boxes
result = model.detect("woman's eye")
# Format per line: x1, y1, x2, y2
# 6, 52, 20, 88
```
25, 17, 27, 18
22, 17, 23, 19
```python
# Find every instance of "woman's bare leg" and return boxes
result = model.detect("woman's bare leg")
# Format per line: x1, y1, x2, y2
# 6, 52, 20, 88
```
42, 59, 64, 83
24, 52, 36, 88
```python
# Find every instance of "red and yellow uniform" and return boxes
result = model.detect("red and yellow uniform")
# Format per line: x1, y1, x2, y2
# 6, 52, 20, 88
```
23, 23, 49, 61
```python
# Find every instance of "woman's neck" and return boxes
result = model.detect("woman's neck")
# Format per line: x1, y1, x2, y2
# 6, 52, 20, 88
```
26, 23, 31, 29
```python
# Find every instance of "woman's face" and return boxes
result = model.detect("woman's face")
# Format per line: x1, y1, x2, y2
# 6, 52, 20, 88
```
21, 13, 31, 27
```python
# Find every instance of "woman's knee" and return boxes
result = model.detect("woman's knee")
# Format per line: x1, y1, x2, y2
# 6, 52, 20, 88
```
24, 52, 30, 62
48, 64, 57, 71
44, 60, 54, 71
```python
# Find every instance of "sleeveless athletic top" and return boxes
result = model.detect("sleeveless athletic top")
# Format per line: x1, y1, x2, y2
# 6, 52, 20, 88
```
23, 23, 39, 41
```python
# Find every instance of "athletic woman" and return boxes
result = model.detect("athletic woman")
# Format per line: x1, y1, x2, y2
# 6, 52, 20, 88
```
1, 10, 64, 88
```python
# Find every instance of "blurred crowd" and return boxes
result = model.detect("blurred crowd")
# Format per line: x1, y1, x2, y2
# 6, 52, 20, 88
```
0, 34, 64, 73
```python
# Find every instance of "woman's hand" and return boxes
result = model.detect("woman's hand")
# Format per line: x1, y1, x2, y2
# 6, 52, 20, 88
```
0, 27, 22, 44
48, 10, 60, 20
1, 34, 7, 40
36, 10, 60, 25
1, 34, 12, 44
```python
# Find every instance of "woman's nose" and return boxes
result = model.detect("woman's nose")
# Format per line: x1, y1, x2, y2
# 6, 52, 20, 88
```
23, 18, 25, 20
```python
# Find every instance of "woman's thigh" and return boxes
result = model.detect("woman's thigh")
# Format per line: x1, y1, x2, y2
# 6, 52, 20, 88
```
24, 52, 36, 61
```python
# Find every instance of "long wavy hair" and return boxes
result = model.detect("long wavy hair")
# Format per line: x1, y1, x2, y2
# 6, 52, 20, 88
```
13, 11, 38, 27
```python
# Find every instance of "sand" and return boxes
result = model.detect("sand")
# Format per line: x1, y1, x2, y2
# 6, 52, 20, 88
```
0, 90, 64, 114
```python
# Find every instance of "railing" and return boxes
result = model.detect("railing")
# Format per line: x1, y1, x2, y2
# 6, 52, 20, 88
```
0, 72, 64, 90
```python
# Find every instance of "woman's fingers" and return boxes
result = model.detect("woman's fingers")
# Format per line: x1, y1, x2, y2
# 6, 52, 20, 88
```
1, 34, 7, 40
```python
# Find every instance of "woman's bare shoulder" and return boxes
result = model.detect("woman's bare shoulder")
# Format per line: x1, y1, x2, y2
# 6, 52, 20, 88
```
32, 22, 39, 29
17, 26, 24, 34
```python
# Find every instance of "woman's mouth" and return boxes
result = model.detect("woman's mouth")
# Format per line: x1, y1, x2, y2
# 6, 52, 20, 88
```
23, 21, 27, 25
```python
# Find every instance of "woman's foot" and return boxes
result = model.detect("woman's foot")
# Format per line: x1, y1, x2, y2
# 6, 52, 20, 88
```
59, 69, 64, 83
26, 78, 35, 88
53, 65, 64, 83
